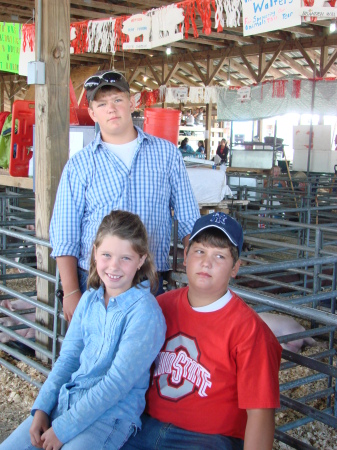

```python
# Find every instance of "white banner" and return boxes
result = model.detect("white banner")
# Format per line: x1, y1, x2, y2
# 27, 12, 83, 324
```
242, 0, 302, 36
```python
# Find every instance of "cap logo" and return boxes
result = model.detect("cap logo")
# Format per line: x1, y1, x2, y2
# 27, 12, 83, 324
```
210, 212, 227, 225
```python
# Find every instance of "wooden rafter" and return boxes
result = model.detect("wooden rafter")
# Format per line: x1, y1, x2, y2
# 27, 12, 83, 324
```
187, 50, 207, 85
258, 41, 286, 82
278, 54, 312, 79
207, 47, 232, 85
239, 48, 258, 82
293, 39, 317, 74
320, 48, 337, 78
163, 61, 180, 85
145, 56, 161, 86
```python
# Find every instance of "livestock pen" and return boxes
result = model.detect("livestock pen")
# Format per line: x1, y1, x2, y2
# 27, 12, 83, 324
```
0, 178, 337, 449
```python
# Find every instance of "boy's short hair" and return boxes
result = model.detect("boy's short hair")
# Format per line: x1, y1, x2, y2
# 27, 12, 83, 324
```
188, 228, 240, 264
188, 212, 243, 261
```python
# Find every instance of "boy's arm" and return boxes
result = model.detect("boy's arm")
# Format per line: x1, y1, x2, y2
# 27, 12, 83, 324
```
56, 256, 82, 322
244, 408, 275, 450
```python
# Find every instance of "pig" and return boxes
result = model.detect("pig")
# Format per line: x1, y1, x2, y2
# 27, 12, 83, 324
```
0, 298, 36, 343
122, 14, 151, 43
151, 6, 184, 41
258, 312, 317, 353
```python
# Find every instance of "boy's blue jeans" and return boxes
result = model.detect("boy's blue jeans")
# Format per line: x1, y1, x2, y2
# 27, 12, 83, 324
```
123, 414, 244, 450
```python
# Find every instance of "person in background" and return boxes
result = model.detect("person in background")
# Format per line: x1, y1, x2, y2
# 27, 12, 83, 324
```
216, 138, 229, 164
49, 70, 200, 321
194, 107, 204, 126
264, 165, 287, 190
178, 137, 195, 155
0, 210, 166, 450
197, 140, 205, 153
124, 212, 282, 450
184, 110, 195, 126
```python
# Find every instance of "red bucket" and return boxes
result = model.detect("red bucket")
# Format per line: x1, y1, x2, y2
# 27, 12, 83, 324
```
143, 108, 181, 146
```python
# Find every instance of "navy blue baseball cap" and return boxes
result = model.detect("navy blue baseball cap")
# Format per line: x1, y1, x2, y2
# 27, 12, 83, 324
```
189, 212, 243, 256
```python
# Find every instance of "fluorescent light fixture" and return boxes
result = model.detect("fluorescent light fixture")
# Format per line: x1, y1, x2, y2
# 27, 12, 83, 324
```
330, 22, 336, 33
166, 47, 172, 55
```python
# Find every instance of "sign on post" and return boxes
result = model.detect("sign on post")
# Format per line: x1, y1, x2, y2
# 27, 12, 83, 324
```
0, 22, 21, 74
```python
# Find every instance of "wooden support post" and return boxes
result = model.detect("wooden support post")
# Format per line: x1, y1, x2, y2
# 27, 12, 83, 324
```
34, 0, 70, 359
205, 103, 212, 160
0, 80, 4, 112
9, 80, 14, 111
205, 56, 213, 159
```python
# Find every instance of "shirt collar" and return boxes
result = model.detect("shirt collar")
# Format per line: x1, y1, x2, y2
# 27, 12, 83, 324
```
91, 126, 151, 153
95, 280, 151, 314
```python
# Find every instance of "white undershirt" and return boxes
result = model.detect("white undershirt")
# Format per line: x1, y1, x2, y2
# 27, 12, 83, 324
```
192, 290, 232, 313
104, 138, 138, 170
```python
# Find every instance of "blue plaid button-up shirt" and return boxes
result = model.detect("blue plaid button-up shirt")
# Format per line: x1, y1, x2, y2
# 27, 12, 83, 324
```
49, 127, 200, 271
32, 283, 166, 444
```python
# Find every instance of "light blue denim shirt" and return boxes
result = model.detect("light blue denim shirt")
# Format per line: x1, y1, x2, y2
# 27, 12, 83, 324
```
32, 282, 166, 444
49, 127, 200, 272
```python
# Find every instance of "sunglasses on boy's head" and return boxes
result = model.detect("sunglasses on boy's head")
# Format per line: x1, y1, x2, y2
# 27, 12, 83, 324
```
84, 72, 128, 90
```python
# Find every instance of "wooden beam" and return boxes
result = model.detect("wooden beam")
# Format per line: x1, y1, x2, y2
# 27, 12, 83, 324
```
114, 34, 337, 71
127, 60, 142, 84
145, 56, 161, 86
187, 50, 207, 85
35, 0, 70, 358
239, 48, 258, 82
207, 47, 232, 85
249, 55, 284, 79
320, 48, 337, 78
293, 39, 317, 74
258, 41, 286, 82
164, 61, 180, 85
278, 53, 312, 79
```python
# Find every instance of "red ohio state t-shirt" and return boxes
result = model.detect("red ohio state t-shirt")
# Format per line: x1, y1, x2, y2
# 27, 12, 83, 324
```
146, 287, 282, 440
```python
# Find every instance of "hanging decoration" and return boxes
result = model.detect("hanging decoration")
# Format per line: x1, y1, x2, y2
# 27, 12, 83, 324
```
217, 77, 337, 121
87, 18, 115, 54
301, 0, 337, 23
213, 0, 242, 31
204, 86, 218, 103
196, 0, 213, 35
272, 80, 288, 98
159, 85, 167, 102
237, 86, 251, 102
70, 21, 89, 54
188, 87, 204, 103
21, 24, 35, 52
20, 0, 245, 60
179, 0, 199, 39
122, 5, 184, 50
292, 79, 302, 98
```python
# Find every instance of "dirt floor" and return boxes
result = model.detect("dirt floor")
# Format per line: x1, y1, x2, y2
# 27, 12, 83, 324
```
0, 342, 336, 449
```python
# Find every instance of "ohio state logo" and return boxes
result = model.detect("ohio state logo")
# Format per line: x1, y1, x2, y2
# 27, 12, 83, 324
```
153, 333, 212, 401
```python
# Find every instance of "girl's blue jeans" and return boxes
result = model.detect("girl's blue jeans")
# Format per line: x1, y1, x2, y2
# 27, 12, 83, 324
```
0, 415, 134, 450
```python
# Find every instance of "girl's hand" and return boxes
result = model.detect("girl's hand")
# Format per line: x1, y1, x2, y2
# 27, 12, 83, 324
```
29, 410, 50, 448
41, 426, 63, 450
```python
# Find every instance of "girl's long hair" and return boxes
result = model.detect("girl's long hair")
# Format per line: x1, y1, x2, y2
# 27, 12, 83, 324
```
87, 210, 158, 294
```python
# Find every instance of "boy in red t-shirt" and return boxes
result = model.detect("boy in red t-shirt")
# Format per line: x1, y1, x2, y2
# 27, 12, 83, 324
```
125, 212, 282, 450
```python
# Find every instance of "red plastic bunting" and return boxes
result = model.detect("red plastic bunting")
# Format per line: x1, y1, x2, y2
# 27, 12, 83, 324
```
292, 79, 302, 98
21, 24, 35, 52
272, 80, 288, 98
196, 0, 212, 35
70, 21, 89, 54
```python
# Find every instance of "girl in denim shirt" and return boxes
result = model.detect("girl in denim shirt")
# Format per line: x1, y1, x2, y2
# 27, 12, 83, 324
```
1, 210, 166, 450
